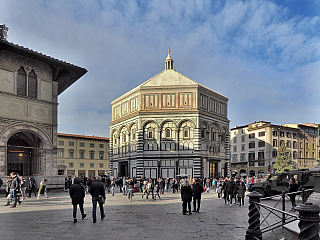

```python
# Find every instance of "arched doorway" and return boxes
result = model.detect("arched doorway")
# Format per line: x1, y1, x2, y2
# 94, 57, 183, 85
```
240, 169, 247, 177
7, 132, 42, 176
249, 170, 255, 177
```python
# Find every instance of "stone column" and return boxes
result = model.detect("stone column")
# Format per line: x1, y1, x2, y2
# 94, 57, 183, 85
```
0, 145, 7, 176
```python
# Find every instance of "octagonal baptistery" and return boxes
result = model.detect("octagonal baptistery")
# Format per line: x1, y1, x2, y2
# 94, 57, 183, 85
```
110, 50, 230, 180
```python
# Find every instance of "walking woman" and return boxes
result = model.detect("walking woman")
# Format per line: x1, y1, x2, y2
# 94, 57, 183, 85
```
37, 179, 49, 199
181, 180, 193, 215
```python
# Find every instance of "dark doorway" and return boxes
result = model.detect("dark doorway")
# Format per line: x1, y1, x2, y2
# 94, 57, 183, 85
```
119, 162, 128, 177
7, 132, 41, 176
209, 161, 217, 178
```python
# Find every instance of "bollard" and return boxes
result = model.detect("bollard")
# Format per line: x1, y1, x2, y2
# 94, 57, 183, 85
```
282, 191, 286, 225
245, 191, 263, 240
295, 202, 320, 240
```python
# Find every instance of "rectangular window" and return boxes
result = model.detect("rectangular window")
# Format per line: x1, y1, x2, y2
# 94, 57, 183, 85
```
58, 151, 64, 158
90, 143, 94, 148
273, 139, 278, 147
90, 163, 94, 168
90, 152, 94, 159
80, 142, 85, 147
249, 162, 255, 167
258, 152, 265, 160
99, 163, 104, 168
258, 132, 265, 137
88, 170, 95, 178
80, 163, 84, 168
240, 154, 246, 162
249, 142, 255, 148
233, 138, 237, 143
69, 141, 74, 146
233, 146, 237, 152
293, 141, 297, 149
280, 131, 284, 137
69, 162, 74, 168
99, 152, 104, 159
272, 150, 277, 158
249, 133, 255, 139
69, 152, 74, 158
80, 152, 84, 159
241, 145, 245, 151
286, 132, 291, 138
58, 141, 64, 146
67, 170, 75, 176
287, 141, 291, 148
293, 133, 297, 139
99, 144, 104, 148
272, 131, 277, 137
258, 141, 265, 147
241, 136, 245, 142
249, 152, 255, 161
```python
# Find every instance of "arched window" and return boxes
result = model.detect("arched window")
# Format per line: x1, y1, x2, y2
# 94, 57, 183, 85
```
183, 127, 189, 138
17, 67, 27, 96
147, 128, 154, 139
28, 70, 37, 98
166, 128, 171, 138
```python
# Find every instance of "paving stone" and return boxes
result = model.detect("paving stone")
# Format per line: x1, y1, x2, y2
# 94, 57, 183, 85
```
0, 190, 292, 239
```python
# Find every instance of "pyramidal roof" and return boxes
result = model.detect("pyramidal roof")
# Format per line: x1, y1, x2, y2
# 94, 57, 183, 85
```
112, 50, 227, 103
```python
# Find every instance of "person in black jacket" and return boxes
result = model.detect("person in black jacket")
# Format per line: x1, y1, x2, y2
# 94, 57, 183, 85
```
69, 177, 86, 223
181, 180, 193, 215
90, 176, 106, 223
192, 178, 204, 212
226, 177, 236, 206
27, 177, 37, 197
288, 177, 298, 208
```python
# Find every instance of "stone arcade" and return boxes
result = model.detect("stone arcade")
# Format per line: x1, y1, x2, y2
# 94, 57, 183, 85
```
110, 50, 230, 179
0, 25, 87, 185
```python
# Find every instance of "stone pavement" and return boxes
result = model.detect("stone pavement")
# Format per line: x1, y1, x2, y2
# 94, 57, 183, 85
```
0, 189, 297, 240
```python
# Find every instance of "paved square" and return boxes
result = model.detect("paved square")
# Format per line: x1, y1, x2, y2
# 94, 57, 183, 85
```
0, 190, 293, 239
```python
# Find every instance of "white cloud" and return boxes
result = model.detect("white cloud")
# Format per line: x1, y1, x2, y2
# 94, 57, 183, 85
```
0, 0, 319, 136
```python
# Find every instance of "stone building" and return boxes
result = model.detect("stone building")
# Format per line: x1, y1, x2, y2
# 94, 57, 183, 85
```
110, 50, 230, 179
57, 133, 109, 177
230, 121, 320, 177
0, 25, 87, 179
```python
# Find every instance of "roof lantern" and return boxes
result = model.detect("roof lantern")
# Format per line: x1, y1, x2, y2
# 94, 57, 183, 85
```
165, 48, 174, 70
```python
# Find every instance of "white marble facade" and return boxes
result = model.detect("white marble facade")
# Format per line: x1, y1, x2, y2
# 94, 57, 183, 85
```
110, 51, 230, 179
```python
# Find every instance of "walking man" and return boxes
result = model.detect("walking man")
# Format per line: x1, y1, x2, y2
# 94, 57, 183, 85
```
27, 177, 37, 197
5, 172, 19, 208
90, 176, 106, 223
69, 177, 86, 223
192, 178, 204, 212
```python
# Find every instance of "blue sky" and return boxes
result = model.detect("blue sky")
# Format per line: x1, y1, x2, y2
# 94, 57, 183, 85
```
1, 0, 319, 137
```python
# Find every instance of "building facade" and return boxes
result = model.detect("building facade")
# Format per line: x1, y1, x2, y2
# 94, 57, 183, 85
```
0, 25, 87, 178
110, 50, 230, 179
230, 121, 320, 177
57, 133, 109, 177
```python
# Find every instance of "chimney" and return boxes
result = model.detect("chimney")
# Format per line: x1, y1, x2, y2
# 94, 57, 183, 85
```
0, 24, 9, 41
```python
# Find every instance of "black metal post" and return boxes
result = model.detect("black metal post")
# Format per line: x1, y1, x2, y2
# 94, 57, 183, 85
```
295, 202, 320, 240
282, 191, 286, 225
245, 191, 263, 240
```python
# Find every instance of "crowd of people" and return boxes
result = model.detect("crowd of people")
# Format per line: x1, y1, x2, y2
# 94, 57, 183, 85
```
2, 173, 299, 221
3, 172, 49, 208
